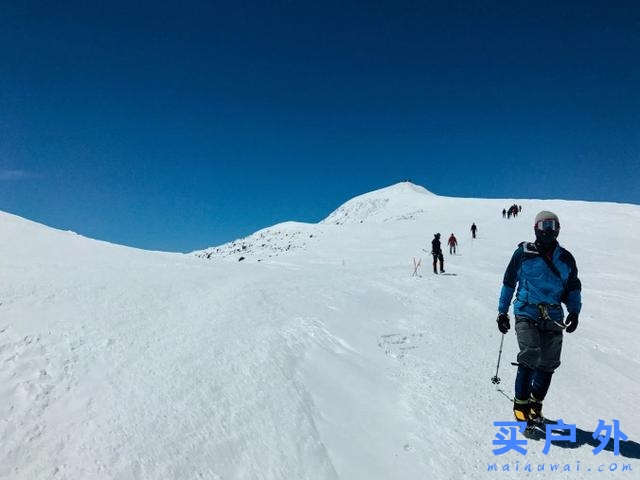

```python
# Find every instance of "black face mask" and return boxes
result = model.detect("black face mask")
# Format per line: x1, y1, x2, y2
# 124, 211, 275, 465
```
535, 230, 558, 250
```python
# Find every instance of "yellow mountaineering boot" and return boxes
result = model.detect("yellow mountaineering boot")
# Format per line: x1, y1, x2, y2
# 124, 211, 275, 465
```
513, 397, 530, 422
529, 395, 544, 426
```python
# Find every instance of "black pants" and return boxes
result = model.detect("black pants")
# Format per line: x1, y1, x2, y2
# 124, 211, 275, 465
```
432, 252, 444, 272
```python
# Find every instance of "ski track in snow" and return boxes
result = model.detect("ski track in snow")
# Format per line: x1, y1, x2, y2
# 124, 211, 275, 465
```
1, 182, 639, 479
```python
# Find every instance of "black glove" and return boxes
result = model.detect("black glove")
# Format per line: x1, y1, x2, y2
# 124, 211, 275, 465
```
565, 312, 579, 333
497, 313, 510, 334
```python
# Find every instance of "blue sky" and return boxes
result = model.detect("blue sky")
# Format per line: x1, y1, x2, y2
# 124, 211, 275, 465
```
1, 1, 639, 252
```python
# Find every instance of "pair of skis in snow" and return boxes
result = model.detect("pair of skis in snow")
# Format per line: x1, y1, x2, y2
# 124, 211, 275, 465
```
412, 257, 422, 276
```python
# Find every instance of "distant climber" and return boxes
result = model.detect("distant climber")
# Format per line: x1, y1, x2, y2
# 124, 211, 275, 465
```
447, 233, 458, 255
431, 233, 444, 274
502, 208, 506, 218
507, 204, 520, 218
471, 223, 477, 239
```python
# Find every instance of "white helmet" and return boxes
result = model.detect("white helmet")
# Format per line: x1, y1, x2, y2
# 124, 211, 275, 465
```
534, 210, 560, 243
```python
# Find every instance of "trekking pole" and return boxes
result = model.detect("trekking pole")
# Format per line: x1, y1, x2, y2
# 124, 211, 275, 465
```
491, 334, 505, 384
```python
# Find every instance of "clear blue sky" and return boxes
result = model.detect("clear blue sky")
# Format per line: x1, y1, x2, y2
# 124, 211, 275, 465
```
1, 1, 639, 252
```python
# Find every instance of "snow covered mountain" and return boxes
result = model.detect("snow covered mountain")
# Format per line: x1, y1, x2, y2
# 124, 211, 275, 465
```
320, 182, 436, 225
1, 182, 639, 479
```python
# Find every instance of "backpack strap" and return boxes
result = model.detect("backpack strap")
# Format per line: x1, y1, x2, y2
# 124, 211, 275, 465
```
540, 252, 562, 280
539, 248, 571, 304
523, 241, 568, 294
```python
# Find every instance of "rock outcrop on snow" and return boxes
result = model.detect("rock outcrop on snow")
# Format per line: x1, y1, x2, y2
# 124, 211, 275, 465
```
192, 221, 321, 262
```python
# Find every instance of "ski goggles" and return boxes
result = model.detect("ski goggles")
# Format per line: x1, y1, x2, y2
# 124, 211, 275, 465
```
535, 219, 559, 231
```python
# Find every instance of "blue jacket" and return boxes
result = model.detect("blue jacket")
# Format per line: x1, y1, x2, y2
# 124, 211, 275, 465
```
498, 242, 582, 322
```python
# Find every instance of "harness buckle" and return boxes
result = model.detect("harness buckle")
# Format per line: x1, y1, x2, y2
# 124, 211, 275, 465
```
537, 303, 565, 329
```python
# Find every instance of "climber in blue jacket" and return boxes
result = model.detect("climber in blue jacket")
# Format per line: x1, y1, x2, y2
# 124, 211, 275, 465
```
496, 210, 582, 425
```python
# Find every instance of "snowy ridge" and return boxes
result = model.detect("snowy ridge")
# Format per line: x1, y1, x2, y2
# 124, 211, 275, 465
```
1, 183, 640, 479
0, 210, 178, 266
192, 221, 321, 262
193, 182, 434, 261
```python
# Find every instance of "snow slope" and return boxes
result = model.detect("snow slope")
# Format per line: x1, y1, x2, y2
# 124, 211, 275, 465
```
1, 182, 639, 479
192, 222, 321, 263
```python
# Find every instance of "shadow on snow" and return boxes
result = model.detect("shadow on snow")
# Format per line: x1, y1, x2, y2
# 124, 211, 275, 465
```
532, 421, 640, 460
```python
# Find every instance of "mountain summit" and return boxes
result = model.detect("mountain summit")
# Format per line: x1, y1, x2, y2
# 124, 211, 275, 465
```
321, 182, 437, 225
194, 182, 437, 261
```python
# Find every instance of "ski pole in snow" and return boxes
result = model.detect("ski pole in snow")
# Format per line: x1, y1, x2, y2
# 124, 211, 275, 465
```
491, 334, 505, 385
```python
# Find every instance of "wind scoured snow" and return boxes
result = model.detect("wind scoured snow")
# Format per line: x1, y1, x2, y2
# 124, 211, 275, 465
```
321, 181, 436, 225
1, 184, 639, 479
193, 222, 321, 263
